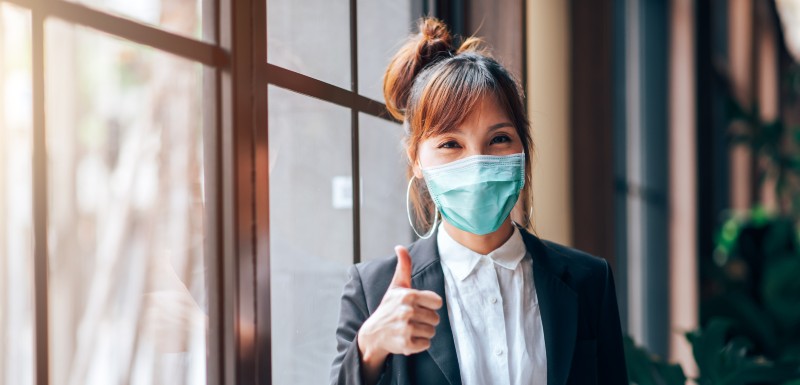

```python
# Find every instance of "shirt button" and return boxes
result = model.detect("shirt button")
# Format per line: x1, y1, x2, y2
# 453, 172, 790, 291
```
489, 297, 498, 304
494, 348, 503, 356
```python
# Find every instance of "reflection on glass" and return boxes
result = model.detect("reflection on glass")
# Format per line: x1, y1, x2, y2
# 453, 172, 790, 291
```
0, 4, 34, 385
357, 0, 416, 102
268, 85, 352, 385
45, 20, 207, 385
67, 0, 202, 40
359, 113, 412, 261
267, 0, 350, 89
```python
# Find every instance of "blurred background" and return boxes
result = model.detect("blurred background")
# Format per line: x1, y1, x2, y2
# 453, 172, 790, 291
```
1, 0, 799, 384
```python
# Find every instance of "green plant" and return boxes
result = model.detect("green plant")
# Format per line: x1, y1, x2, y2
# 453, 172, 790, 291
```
623, 62, 800, 384
687, 319, 799, 385
624, 335, 686, 385
624, 318, 800, 385
727, 70, 800, 219
703, 211, 800, 362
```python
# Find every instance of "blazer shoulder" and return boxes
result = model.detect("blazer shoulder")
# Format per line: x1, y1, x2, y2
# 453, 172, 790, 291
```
538, 239, 612, 288
353, 253, 396, 285
351, 238, 438, 309
353, 238, 433, 282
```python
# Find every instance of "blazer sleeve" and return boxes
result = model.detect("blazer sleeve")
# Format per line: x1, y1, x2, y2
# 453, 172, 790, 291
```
330, 264, 391, 385
597, 259, 630, 384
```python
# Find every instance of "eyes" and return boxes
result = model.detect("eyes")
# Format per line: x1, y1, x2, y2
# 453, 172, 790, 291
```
437, 133, 513, 149
490, 135, 512, 145
439, 140, 459, 149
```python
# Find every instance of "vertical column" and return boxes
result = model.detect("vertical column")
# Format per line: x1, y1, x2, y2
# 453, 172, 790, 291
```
349, 0, 361, 264
202, 0, 223, 382
625, 0, 644, 345
755, 1, 779, 210
526, 0, 573, 246
219, 0, 262, 382
31, 9, 49, 385
728, 0, 753, 211
623, 0, 671, 357
569, 0, 616, 268
252, 0, 271, 383
668, 0, 698, 376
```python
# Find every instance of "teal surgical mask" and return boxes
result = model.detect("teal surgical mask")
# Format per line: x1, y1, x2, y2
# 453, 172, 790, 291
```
420, 152, 525, 235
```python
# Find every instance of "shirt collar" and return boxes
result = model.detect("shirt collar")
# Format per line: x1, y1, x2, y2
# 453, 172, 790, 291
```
437, 222, 527, 281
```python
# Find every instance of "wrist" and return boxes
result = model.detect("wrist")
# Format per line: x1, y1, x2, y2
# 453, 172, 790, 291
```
357, 328, 388, 363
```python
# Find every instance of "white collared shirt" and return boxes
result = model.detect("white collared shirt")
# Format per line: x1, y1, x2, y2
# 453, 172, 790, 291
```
437, 223, 547, 385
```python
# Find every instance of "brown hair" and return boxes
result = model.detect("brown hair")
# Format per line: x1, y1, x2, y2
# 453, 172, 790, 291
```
384, 17, 535, 234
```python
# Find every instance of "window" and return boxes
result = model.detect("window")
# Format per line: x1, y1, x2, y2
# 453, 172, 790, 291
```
2, 0, 418, 382
265, 0, 417, 383
65, 0, 203, 40
1, 0, 524, 383
45, 19, 207, 384
0, 4, 34, 385
0, 0, 219, 384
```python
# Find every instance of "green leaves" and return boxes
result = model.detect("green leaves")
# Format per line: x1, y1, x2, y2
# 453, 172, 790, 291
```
762, 257, 800, 332
623, 336, 687, 385
725, 94, 800, 218
624, 319, 800, 385
687, 319, 799, 385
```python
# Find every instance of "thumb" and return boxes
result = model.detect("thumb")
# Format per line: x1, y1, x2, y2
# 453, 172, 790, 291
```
389, 245, 412, 289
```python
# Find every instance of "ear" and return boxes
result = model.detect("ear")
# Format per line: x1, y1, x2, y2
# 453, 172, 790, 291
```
406, 147, 424, 179
412, 165, 423, 179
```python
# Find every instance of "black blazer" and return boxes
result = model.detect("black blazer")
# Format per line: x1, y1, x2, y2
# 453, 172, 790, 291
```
330, 225, 629, 385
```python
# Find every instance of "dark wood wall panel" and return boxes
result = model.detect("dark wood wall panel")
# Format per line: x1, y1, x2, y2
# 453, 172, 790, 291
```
570, 0, 616, 266
464, 0, 526, 85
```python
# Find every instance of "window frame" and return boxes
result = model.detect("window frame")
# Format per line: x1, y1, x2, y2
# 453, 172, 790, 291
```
2, 0, 397, 383
2, 0, 526, 383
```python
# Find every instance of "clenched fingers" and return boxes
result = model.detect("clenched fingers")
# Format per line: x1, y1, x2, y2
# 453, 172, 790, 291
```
409, 321, 436, 339
404, 337, 432, 355
397, 289, 443, 310
410, 306, 439, 326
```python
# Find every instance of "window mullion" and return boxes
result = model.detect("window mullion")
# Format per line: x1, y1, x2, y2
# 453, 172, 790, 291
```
31, 8, 49, 385
3, 0, 227, 67
349, 0, 360, 264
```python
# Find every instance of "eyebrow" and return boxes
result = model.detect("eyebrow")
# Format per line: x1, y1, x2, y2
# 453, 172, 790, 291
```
447, 122, 514, 134
488, 122, 514, 131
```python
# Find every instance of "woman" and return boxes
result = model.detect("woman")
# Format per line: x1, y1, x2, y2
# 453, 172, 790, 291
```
331, 18, 628, 385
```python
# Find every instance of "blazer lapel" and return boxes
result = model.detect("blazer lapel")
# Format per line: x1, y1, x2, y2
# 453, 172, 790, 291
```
408, 228, 462, 385
520, 228, 578, 385
405, 225, 578, 385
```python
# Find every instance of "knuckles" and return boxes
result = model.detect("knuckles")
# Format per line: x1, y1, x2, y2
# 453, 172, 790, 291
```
400, 291, 417, 305
399, 305, 414, 321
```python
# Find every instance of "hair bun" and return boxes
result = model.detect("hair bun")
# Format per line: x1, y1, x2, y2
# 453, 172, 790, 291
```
383, 17, 454, 121
417, 18, 454, 64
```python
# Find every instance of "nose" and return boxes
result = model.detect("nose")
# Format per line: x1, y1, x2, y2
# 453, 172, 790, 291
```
465, 143, 496, 157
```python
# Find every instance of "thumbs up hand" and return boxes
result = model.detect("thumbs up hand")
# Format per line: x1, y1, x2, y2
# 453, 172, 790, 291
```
357, 245, 443, 368
389, 245, 412, 289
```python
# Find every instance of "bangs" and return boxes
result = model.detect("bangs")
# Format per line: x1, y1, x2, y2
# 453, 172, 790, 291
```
410, 59, 509, 139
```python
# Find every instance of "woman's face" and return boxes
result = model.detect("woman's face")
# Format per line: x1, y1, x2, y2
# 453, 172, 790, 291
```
411, 93, 524, 177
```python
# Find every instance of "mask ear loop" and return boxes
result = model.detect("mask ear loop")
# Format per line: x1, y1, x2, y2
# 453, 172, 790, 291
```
406, 177, 439, 239
511, 206, 534, 229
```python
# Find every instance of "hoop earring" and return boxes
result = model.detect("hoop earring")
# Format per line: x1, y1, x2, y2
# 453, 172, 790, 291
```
511, 205, 534, 228
527, 205, 534, 226
406, 177, 439, 239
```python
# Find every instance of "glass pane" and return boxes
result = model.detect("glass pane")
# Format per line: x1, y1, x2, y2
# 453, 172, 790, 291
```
358, 113, 412, 261
357, 0, 418, 102
45, 20, 207, 385
267, 0, 350, 89
0, 4, 34, 385
66, 0, 203, 41
268, 85, 352, 385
